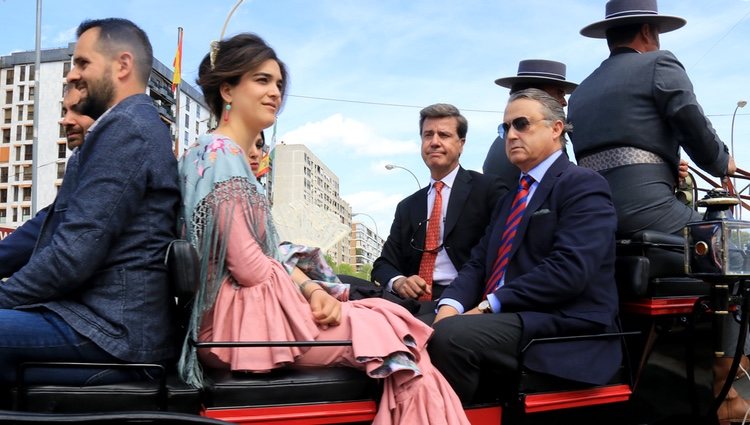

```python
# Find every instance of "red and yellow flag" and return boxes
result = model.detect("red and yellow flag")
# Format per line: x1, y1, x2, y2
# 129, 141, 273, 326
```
255, 150, 271, 178
172, 27, 183, 92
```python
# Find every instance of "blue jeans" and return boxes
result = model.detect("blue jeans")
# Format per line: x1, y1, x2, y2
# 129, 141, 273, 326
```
0, 309, 156, 385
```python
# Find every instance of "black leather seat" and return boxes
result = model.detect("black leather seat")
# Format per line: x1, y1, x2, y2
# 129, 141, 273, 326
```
203, 367, 377, 408
616, 230, 708, 298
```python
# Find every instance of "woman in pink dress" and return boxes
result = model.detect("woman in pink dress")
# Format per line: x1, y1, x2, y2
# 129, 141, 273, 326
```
177, 33, 468, 425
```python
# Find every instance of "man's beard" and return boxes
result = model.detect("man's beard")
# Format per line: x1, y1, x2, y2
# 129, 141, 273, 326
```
78, 70, 115, 120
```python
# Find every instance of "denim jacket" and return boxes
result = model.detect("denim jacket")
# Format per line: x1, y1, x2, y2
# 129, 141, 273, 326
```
0, 94, 180, 363
0, 206, 47, 278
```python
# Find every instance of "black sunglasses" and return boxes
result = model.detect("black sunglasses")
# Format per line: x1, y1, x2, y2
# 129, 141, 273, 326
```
501, 117, 549, 135
409, 218, 445, 254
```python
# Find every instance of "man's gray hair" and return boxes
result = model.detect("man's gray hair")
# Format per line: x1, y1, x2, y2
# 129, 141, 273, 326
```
508, 88, 572, 147
419, 103, 468, 139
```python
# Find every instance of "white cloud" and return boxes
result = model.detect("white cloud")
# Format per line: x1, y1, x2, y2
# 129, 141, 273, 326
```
51, 26, 77, 46
279, 113, 418, 156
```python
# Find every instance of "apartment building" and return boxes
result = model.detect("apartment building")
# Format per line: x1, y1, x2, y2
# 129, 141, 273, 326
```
349, 221, 384, 272
271, 143, 352, 265
0, 44, 208, 227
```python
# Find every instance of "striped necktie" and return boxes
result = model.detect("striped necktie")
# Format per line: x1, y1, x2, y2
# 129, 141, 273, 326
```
484, 175, 534, 297
417, 180, 444, 301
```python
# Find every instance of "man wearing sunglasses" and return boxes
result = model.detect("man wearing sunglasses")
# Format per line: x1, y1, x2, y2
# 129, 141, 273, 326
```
372, 103, 504, 322
483, 59, 578, 194
429, 89, 620, 403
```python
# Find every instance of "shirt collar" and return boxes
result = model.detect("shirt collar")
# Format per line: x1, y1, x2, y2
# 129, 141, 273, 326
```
430, 165, 460, 191
525, 149, 562, 184
610, 46, 641, 57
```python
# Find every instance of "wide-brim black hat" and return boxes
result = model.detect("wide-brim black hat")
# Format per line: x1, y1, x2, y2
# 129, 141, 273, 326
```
580, 0, 686, 39
494, 59, 578, 94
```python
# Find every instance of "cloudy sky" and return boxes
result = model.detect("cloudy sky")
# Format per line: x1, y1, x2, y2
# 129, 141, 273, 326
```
1, 0, 749, 237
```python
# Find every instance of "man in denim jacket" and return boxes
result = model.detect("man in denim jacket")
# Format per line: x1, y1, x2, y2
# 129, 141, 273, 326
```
0, 18, 180, 385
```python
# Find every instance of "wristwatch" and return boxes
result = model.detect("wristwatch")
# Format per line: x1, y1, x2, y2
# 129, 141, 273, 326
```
478, 299, 493, 314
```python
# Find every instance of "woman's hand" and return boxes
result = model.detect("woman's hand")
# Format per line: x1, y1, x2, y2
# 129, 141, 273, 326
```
308, 289, 342, 329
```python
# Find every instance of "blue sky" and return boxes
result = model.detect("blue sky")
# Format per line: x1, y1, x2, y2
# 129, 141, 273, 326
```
1, 0, 749, 237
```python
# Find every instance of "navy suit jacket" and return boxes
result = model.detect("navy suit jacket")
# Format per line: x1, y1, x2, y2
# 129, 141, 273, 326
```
372, 166, 505, 286
442, 154, 622, 385
0, 207, 47, 278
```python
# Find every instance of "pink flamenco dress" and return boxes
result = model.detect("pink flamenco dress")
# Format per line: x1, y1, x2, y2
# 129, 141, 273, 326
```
178, 134, 469, 425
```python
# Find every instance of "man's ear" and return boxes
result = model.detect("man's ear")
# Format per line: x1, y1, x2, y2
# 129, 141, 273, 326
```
115, 51, 135, 81
552, 120, 564, 138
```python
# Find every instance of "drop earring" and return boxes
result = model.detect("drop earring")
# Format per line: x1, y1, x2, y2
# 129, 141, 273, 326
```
223, 103, 232, 122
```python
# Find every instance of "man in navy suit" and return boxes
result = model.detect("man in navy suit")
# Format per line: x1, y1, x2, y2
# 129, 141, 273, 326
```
372, 103, 504, 320
429, 89, 621, 402
0, 85, 93, 278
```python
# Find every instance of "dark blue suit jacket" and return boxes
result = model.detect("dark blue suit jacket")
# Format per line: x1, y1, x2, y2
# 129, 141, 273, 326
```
0, 207, 47, 278
442, 154, 622, 385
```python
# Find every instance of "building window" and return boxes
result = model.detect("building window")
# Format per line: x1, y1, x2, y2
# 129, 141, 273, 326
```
15, 125, 22, 141
0, 209, 6, 223
22, 165, 32, 181
5, 69, 14, 85
28, 86, 34, 102
4, 91, 11, 105
22, 206, 30, 221
0, 167, 7, 183
14, 146, 21, 161
19, 66, 26, 82
12, 186, 17, 201
184, 114, 189, 127
3, 109, 10, 124
185, 97, 191, 111
17, 107, 23, 121
22, 187, 31, 202
2, 128, 9, 143
25, 125, 32, 141
26, 105, 33, 121
59, 124, 66, 139
184, 130, 189, 144
63, 61, 71, 78
12, 208, 17, 222
29, 65, 34, 80
57, 162, 65, 179
24, 145, 32, 161
0, 189, 6, 203
19, 85, 25, 102
58, 143, 67, 159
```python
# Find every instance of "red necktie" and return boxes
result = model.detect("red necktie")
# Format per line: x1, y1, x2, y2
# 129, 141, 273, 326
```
485, 175, 534, 297
417, 180, 444, 301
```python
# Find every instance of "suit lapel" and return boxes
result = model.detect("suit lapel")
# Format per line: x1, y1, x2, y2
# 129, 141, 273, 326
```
444, 166, 470, 238
508, 155, 570, 259
409, 186, 430, 250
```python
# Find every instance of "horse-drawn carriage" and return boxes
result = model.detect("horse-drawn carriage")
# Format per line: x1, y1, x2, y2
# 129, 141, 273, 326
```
2, 169, 750, 425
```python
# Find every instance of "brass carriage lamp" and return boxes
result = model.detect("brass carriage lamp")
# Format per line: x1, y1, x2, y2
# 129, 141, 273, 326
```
685, 189, 750, 357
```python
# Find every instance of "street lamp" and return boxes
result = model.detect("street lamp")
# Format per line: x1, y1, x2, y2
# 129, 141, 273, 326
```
352, 212, 379, 238
731, 100, 747, 158
385, 164, 422, 190
731, 100, 746, 217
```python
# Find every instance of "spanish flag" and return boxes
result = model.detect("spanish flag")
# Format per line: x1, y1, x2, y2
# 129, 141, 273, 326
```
256, 149, 272, 178
172, 27, 183, 92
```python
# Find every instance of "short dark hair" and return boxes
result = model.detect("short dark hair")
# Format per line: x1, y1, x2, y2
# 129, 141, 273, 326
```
418, 103, 468, 139
197, 33, 288, 120
605, 23, 656, 49
76, 18, 153, 86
